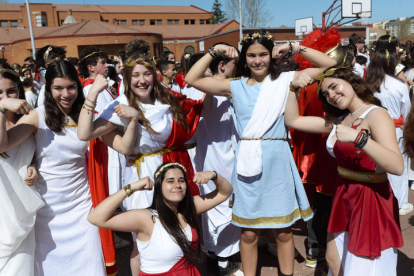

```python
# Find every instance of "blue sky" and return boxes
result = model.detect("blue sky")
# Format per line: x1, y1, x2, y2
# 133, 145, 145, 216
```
6, 0, 414, 27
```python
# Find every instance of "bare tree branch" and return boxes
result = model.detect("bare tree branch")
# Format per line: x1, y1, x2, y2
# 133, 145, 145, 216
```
225, 0, 270, 28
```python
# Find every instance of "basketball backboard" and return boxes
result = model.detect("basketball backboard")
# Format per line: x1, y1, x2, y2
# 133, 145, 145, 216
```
342, 0, 372, 18
295, 17, 313, 36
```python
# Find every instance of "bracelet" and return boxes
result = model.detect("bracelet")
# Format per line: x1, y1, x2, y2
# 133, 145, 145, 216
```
298, 46, 308, 54
353, 131, 363, 144
354, 129, 371, 149
208, 47, 218, 58
83, 102, 95, 109
289, 82, 300, 93
86, 98, 96, 106
211, 171, 218, 181
124, 184, 134, 197
0, 106, 8, 114
287, 41, 293, 56
82, 105, 94, 114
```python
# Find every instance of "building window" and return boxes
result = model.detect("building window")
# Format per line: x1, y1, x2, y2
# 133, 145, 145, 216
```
139, 20, 145, 26
0, 21, 8, 27
10, 20, 18, 27
184, 46, 196, 54
206, 20, 210, 24
35, 13, 47, 27
132, 20, 138, 25
191, 20, 195, 25
150, 20, 155, 25
184, 19, 189, 25
174, 20, 179, 25
157, 20, 162, 25
168, 20, 172, 25
200, 20, 204, 25
120, 20, 126, 25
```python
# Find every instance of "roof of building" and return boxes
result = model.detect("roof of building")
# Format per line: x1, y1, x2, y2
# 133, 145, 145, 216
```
0, 3, 211, 14
130, 20, 239, 40
0, 19, 159, 44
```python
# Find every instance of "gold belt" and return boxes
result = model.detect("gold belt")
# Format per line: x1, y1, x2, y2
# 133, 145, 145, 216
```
129, 147, 175, 179
240, 137, 288, 141
185, 142, 197, 150
337, 166, 388, 183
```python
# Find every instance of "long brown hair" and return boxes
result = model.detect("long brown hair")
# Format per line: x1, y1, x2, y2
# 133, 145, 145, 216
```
150, 162, 203, 263
366, 49, 400, 93
317, 67, 383, 118
122, 54, 188, 134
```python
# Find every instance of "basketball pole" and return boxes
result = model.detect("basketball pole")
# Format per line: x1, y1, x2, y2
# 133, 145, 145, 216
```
25, 0, 36, 60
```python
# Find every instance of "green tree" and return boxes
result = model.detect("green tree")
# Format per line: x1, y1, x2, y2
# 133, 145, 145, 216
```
210, 0, 227, 24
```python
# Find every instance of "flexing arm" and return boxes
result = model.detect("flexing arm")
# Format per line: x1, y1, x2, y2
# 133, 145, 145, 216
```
88, 176, 154, 232
101, 115, 139, 155
0, 99, 37, 152
284, 85, 333, 133
185, 45, 237, 98
336, 108, 404, 175
77, 74, 116, 141
192, 171, 233, 215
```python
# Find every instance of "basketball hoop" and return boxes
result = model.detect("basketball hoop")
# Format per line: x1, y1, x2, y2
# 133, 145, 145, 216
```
323, 0, 372, 31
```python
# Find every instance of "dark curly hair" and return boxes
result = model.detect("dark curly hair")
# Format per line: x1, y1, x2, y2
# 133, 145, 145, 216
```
317, 67, 383, 118
235, 30, 295, 80
35, 45, 67, 68
78, 46, 108, 78
149, 162, 203, 263
122, 54, 189, 134
44, 60, 84, 132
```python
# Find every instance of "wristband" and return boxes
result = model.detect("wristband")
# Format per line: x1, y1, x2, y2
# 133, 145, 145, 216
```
208, 47, 218, 58
211, 171, 218, 181
124, 184, 134, 197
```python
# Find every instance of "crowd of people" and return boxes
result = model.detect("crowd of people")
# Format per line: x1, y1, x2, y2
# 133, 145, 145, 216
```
1, 29, 414, 276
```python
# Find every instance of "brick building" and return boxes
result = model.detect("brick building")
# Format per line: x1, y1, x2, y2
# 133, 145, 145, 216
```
0, 3, 213, 28
0, 19, 163, 64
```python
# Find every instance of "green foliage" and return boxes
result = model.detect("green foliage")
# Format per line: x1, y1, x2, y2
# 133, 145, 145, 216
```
210, 0, 227, 24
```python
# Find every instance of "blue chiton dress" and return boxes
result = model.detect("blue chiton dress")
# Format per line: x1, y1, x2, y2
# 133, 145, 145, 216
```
229, 73, 313, 229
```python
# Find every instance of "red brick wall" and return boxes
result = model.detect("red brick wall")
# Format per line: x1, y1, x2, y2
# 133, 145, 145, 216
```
3, 33, 162, 65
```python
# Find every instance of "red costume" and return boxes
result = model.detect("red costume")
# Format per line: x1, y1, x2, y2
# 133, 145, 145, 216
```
329, 125, 403, 258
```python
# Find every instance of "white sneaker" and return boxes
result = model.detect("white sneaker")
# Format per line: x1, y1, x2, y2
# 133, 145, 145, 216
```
399, 203, 414, 215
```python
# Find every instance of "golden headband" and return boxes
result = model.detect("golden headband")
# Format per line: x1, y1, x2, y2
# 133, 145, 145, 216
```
152, 56, 157, 65
389, 36, 393, 43
385, 49, 390, 59
155, 162, 186, 178
123, 58, 156, 69
80, 51, 103, 62
242, 31, 273, 43
0, 68, 18, 76
43, 46, 53, 61
315, 67, 353, 94
22, 67, 29, 73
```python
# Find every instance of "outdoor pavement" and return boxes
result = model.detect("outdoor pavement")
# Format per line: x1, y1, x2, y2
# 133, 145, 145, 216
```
114, 189, 414, 276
